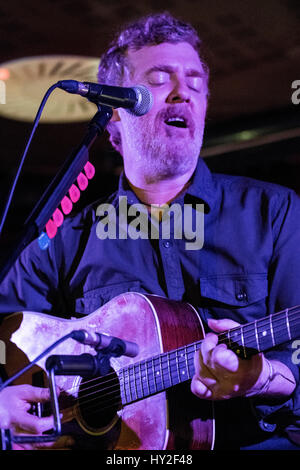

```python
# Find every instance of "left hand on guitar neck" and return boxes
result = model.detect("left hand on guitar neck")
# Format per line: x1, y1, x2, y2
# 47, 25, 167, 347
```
191, 318, 296, 401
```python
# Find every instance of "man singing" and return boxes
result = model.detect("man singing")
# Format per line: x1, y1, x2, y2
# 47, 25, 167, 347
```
0, 12, 299, 450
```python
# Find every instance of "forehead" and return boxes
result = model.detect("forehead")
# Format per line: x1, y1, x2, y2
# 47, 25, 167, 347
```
126, 42, 205, 79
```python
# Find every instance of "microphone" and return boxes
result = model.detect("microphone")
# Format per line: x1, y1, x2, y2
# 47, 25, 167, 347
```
71, 329, 139, 358
57, 80, 153, 116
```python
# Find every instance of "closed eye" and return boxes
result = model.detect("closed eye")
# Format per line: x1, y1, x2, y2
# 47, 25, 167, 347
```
147, 70, 169, 86
186, 76, 203, 92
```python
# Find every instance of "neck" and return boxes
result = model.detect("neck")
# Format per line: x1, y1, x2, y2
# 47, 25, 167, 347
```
126, 171, 193, 206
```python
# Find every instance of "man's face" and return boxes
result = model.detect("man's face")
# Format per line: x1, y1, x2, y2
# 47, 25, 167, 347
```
115, 42, 208, 184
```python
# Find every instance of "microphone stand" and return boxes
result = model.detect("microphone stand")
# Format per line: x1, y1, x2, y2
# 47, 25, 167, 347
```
0, 104, 113, 284
2, 333, 131, 448
0, 104, 113, 450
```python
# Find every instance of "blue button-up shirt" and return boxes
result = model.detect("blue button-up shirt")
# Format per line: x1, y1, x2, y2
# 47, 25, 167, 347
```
1, 157, 300, 448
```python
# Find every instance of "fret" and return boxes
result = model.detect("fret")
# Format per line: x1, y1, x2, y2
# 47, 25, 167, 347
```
118, 370, 126, 405
188, 343, 197, 377
289, 307, 300, 339
254, 320, 260, 352
139, 361, 149, 397
166, 352, 172, 388
134, 363, 143, 400
123, 367, 131, 404
146, 358, 156, 395
160, 354, 170, 389
256, 318, 272, 351
228, 327, 243, 357
169, 350, 180, 385
176, 350, 180, 382
240, 325, 246, 359
133, 364, 138, 400
159, 354, 165, 390
184, 346, 190, 380
138, 362, 143, 398
270, 314, 275, 347
129, 365, 137, 402
144, 360, 150, 396
286, 308, 291, 340
227, 330, 232, 348
177, 348, 187, 382
153, 356, 163, 392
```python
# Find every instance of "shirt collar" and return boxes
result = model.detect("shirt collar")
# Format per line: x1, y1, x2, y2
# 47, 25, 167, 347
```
186, 157, 216, 211
116, 157, 216, 211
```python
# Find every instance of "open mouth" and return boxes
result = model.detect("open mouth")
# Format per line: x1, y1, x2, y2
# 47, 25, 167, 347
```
164, 117, 188, 128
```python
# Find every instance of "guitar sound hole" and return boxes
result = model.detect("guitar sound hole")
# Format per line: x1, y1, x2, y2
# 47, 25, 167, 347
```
77, 369, 121, 432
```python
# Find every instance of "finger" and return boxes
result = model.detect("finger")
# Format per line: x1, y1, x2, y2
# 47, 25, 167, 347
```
208, 318, 240, 333
191, 376, 213, 399
194, 345, 218, 389
20, 385, 56, 403
14, 413, 55, 434
201, 333, 219, 366
210, 344, 239, 373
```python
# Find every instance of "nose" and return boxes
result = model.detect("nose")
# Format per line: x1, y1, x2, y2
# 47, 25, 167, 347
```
166, 75, 190, 104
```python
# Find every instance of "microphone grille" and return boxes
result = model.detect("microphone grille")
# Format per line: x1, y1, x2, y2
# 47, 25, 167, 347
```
129, 85, 153, 117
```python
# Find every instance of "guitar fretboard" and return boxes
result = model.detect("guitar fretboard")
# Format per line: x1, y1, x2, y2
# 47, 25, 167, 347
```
118, 306, 300, 406
119, 343, 198, 405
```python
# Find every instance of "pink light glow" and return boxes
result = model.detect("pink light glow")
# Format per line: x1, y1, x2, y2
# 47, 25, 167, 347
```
84, 161, 95, 179
69, 183, 80, 203
45, 219, 57, 239
77, 172, 88, 191
52, 208, 64, 227
61, 195, 73, 214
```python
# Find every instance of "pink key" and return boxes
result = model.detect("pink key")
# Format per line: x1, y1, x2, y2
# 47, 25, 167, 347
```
52, 208, 64, 227
45, 219, 57, 239
61, 195, 73, 214
77, 172, 88, 191
84, 161, 95, 179
69, 184, 80, 203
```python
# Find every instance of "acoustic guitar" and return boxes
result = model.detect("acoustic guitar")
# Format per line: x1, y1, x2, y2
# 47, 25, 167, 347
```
0, 292, 299, 450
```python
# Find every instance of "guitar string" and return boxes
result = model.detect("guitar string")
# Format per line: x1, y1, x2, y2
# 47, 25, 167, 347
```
60, 313, 300, 398
56, 320, 300, 413
58, 357, 198, 420
59, 356, 196, 418
44, 311, 300, 424
61, 316, 300, 421
58, 314, 300, 407
58, 318, 300, 420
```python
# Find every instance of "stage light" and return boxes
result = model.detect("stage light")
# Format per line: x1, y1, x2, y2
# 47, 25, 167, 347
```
0, 55, 100, 123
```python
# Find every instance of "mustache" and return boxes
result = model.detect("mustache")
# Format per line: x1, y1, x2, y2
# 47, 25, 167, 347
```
156, 104, 195, 134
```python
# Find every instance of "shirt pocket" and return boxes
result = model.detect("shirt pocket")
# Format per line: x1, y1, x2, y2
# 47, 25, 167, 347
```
199, 274, 268, 325
75, 280, 144, 315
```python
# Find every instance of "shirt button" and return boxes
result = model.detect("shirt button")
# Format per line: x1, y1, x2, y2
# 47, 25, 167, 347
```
236, 291, 247, 301
163, 241, 172, 248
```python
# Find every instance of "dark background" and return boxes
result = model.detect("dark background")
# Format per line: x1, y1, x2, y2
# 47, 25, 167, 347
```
0, 0, 300, 260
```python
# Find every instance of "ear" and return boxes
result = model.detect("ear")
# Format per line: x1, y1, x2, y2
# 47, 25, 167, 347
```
111, 108, 121, 122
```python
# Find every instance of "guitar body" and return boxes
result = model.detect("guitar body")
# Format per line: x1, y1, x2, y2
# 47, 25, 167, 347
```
0, 292, 214, 450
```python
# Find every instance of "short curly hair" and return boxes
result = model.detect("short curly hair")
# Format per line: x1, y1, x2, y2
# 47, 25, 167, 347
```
98, 12, 209, 153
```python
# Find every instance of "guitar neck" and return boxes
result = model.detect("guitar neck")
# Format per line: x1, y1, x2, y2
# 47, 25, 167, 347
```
119, 306, 300, 406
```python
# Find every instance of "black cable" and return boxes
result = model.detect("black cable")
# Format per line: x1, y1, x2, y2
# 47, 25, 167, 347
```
0, 83, 60, 238
0, 330, 78, 391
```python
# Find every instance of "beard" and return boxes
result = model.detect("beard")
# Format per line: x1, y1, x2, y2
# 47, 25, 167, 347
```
119, 104, 205, 184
